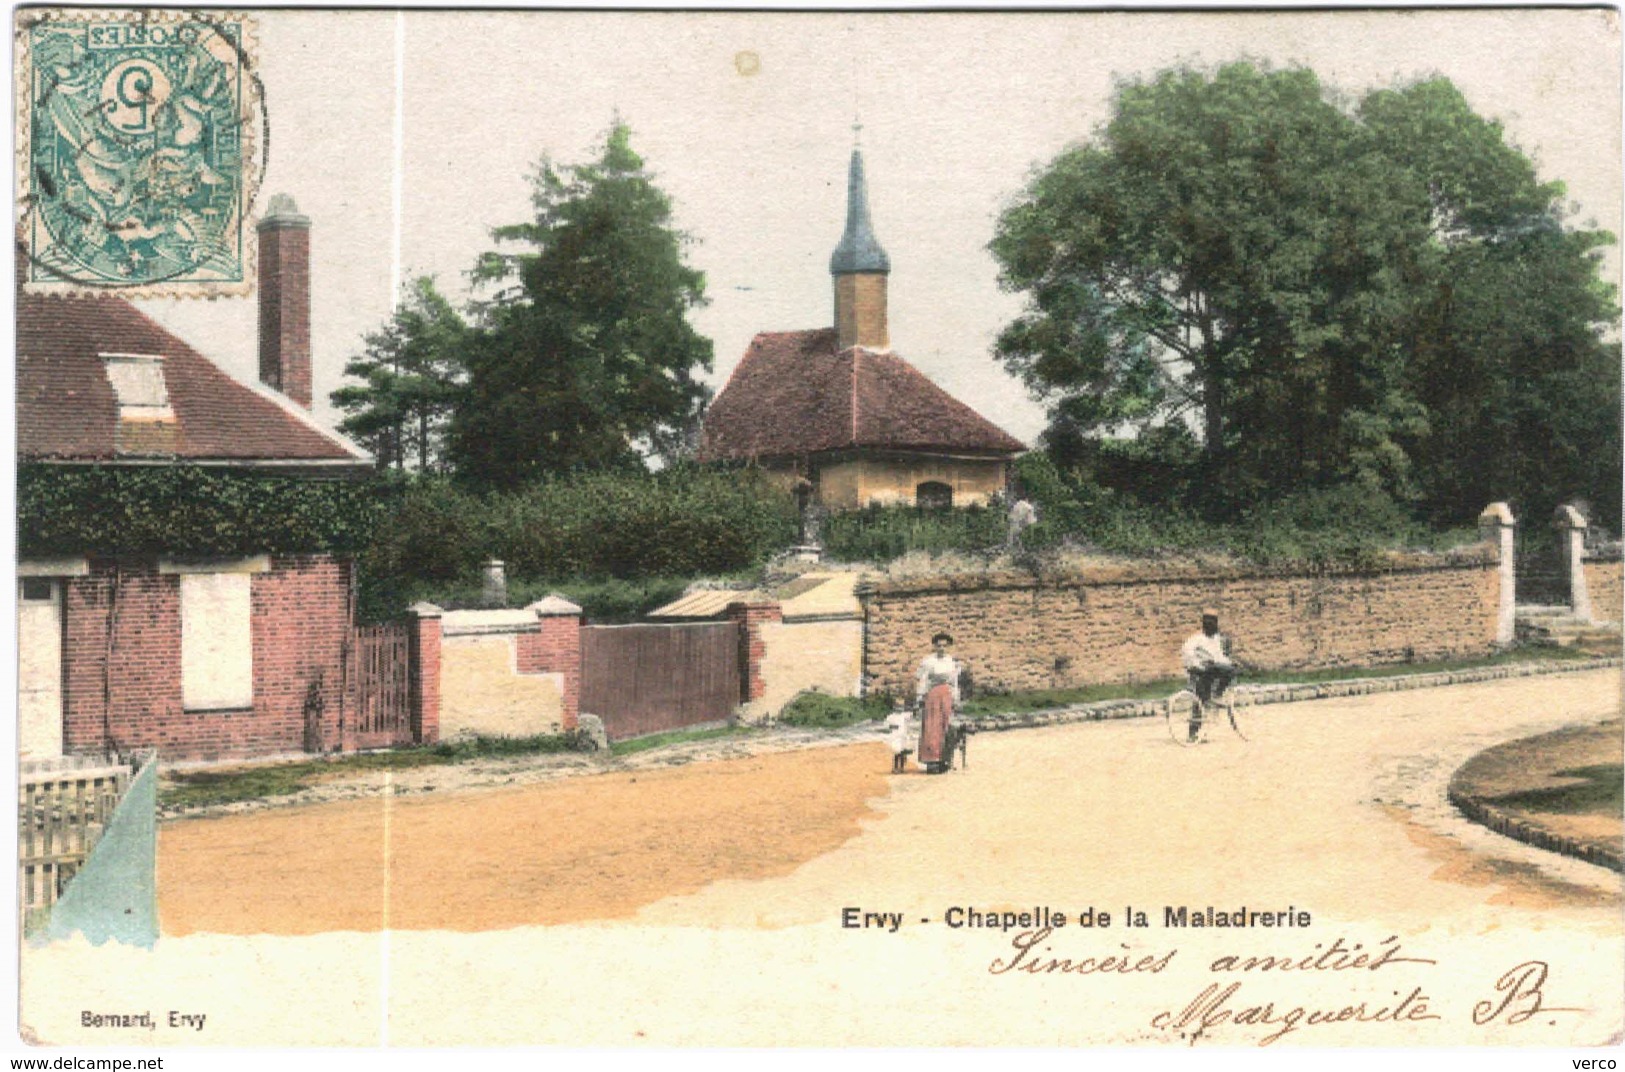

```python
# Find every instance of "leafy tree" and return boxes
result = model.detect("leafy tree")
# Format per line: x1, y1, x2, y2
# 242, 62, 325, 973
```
1361, 79, 1621, 527
331, 276, 467, 472
449, 122, 713, 488
992, 63, 1617, 523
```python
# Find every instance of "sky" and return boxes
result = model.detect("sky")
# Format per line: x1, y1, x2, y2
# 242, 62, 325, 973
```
131, 7, 1623, 450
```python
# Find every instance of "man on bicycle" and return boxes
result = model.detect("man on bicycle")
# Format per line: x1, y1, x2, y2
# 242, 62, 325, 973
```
1180, 608, 1235, 742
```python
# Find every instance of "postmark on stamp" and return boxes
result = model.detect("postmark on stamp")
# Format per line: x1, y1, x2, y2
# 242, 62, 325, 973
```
16, 8, 265, 295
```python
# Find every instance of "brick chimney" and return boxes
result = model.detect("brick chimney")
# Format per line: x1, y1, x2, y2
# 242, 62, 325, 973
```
829, 146, 891, 352
257, 193, 312, 408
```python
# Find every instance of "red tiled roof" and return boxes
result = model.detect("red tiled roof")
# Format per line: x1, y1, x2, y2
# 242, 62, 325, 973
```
17, 284, 366, 467
697, 328, 1025, 462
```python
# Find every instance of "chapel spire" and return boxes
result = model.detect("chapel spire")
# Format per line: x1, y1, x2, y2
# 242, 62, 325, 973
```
830, 144, 890, 275
830, 138, 891, 351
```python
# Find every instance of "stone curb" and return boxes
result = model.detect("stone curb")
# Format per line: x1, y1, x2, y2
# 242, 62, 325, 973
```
963, 656, 1622, 735
1444, 722, 1625, 874
1445, 781, 1624, 873
161, 656, 1618, 821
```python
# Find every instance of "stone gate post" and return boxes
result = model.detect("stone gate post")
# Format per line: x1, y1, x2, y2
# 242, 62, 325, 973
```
1555, 504, 1591, 623
1478, 503, 1517, 645
481, 560, 508, 607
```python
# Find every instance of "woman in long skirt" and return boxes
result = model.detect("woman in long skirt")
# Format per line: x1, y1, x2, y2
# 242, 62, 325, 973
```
914, 631, 961, 774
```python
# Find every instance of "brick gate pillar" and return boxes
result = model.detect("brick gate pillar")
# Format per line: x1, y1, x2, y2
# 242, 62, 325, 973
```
523, 595, 584, 731
407, 602, 443, 745
726, 600, 783, 709
1555, 504, 1592, 623
1478, 502, 1517, 645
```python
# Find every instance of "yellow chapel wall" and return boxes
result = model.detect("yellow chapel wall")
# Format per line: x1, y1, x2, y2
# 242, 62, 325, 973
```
818, 455, 1008, 509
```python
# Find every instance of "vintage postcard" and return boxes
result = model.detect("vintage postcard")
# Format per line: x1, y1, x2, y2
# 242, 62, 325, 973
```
10, 4, 1623, 1060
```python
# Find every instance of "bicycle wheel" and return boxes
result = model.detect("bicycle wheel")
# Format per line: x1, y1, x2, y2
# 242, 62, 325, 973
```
1165, 690, 1205, 746
1215, 695, 1246, 741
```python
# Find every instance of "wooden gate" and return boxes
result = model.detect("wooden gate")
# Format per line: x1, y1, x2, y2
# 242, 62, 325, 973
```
351, 623, 416, 749
580, 622, 742, 741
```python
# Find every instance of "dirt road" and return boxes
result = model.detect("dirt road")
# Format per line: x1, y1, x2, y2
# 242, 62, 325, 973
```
631, 667, 1622, 930
160, 741, 891, 934
160, 668, 1620, 936
28, 667, 1621, 1047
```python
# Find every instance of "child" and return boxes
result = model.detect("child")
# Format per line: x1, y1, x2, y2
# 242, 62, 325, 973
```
884, 698, 914, 774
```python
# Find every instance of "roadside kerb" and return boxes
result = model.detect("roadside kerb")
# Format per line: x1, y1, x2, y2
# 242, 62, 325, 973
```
159, 655, 1620, 821
1444, 721, 1625, 874
1446, 784, 1624, 873
963, 655, 1622, 734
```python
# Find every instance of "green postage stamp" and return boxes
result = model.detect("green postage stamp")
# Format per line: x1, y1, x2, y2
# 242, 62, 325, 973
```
16, 9, 262, 295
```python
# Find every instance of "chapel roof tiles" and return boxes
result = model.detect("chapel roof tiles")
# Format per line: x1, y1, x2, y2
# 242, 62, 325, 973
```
696, 327, 1025, 462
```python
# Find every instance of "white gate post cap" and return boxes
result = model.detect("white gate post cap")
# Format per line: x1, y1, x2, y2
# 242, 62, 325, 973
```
407, 601, 444, 618
1478, 502, 1515, 528
1553, 504, 1587, 530
527, 595, 584, 617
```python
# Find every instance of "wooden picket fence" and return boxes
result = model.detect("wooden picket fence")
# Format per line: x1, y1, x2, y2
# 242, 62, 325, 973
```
17, 755, 134, 928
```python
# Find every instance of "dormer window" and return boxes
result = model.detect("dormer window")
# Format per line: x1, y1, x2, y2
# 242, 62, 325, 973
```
102, 353, 173, 420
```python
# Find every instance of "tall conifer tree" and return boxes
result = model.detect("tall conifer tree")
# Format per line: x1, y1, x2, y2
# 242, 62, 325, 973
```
450, 122, 713, 488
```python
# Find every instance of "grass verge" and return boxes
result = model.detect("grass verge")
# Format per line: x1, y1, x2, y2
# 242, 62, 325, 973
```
1488, 764, 1624, 815
960, 645, 1594, 717
161, 732, 589, 811
609, 724, 760, 757
778, 691, 893, 730
675, 645, 1600, 732
162, 645, 1602, 810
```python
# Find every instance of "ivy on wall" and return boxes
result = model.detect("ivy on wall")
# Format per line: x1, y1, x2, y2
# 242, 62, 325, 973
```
18, 465, 380, 557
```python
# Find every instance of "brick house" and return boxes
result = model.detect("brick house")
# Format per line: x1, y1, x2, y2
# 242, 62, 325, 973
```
697, 148, 1024, 509
16, 195, 379, 762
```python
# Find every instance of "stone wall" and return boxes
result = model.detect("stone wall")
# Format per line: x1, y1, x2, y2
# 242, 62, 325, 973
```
861, 549, 1501, 698
1583, 555, 1623, 623
440, 636, 565, 739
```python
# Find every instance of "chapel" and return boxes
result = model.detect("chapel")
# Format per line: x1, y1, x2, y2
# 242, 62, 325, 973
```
696, 146, 1024, 510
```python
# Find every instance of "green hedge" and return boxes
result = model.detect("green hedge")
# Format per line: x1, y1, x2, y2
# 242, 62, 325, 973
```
1054, 486, 1478, 567
812, 457, 1478, 569
821, 504, 1007, 561
18, 465, 380, 557
355, 466, 799, 619
357, 573, 697, 624
362, 466, 798, 583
